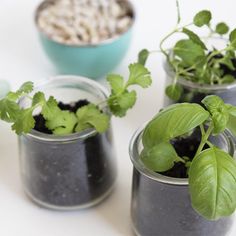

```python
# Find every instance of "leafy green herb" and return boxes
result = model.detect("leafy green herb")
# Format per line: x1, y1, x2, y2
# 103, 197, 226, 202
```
140, 95, 236, 220
138, 49, 149, 66
139, 1, 236, 101
0, 63, 152, 135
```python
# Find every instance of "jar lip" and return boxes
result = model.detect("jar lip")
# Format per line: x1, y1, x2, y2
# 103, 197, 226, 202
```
129, 123, 235, 186
34, 0, 136, 47
22, 75, 109, 142
163, 59, 236, 91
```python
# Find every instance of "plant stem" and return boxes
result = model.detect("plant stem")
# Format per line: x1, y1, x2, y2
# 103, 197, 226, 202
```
195, 123, 214, 156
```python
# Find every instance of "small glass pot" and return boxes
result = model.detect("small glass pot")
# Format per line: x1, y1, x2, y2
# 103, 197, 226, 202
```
129, 126, 235, 236
163, 61, 236, 106
18, 76, 117, 210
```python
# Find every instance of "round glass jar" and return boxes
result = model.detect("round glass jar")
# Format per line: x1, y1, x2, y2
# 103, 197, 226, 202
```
164, 61, 236, 106
18, 76, 117, 210
129, 125, 235, 236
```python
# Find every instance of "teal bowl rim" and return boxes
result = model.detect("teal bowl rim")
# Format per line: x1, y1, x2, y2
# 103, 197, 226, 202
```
34, 0, 136, 48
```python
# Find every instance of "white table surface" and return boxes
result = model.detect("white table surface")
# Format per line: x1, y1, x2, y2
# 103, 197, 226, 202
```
0, 0, 236, 235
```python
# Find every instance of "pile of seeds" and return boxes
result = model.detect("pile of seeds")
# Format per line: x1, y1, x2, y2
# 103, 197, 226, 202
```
37, 0, 133, 45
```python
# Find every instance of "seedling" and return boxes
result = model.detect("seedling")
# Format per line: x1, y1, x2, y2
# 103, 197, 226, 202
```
139, 0, 236, 100
140, 95, 236, 220
0, 63, 151, 135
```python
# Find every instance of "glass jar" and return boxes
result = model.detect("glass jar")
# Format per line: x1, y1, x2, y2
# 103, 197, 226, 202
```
129, 125, 235, 236
164, 61, 236, 106
18, 76, 117, 210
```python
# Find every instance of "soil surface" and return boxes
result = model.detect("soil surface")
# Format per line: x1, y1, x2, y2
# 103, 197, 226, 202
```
160, 128, 208, 178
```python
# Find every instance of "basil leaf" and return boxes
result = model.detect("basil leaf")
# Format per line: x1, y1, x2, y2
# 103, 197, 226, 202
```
141, 142, 179, 172
229, 28, 236, 48
165, 84, 183, 101
142, 103, 209, 149
189, 147, 236, 220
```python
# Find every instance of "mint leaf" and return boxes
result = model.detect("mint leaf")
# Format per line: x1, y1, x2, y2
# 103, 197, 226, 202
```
141, 142, 179, 172
182, 28, 207, 50
12, 108, 35, 135
165, 84, 183, 101
127, 63, 152, 88
215, 22, 229, 35
193, 10, 212, 27
173, 39, 205, 66
138, 49, 149, 66
108, 90, 136, 117
107, 74, 124, 94
75, 104, 109, 133
46, 110, 77, 135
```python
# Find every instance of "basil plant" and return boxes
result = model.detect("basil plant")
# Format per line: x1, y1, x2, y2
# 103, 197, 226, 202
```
140, 95, 236, 220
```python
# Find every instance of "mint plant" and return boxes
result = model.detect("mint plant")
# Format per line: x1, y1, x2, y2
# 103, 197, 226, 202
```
139, 0, 236, 100
140, 95, 236, 220
0, 63, 151, 135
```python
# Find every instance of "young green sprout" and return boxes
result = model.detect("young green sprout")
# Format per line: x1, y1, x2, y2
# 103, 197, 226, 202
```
0, 63, 152, 135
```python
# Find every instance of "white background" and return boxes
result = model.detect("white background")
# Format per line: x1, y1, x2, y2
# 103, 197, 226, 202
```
0, 0, 236, 235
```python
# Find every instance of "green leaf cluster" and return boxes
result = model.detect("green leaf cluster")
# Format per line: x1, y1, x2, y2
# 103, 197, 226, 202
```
140, 95, 236, 220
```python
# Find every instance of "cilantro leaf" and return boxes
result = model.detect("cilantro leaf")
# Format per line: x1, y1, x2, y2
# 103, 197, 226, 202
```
107, 74, 124, 94
127, 63, 152, 88
32, 92, 46, 106
41, 96, 60, 120
193, 10, 212, 27
12, 108, 35, 135
108, 90, 136, 117
0, 98, 20, 122
46, 110, 77, 135
75, 104, 110, 133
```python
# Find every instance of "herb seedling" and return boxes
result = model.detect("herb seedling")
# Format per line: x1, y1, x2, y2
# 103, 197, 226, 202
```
140, 95, 236, 220
0, 63, 151, 135
139, 0, 236, 100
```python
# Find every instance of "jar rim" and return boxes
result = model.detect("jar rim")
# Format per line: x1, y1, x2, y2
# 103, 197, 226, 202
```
129, 123, 235, 186
22, 75, 109, 142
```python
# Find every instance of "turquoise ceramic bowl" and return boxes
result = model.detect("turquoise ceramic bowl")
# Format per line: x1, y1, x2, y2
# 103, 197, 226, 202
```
35, 0, 135, 79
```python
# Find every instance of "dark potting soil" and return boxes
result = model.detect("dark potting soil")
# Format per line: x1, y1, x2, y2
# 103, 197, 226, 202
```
160, 128, 208, 178
21, 100, 116, 208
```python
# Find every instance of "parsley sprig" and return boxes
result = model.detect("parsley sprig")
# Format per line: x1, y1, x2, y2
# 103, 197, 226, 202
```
0, 63, 152, 135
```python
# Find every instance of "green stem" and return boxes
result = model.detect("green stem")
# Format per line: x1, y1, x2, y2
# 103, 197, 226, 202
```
195, 123, 214, 156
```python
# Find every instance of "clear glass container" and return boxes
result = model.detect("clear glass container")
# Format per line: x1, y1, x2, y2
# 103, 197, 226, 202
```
164, 61, 236, 106
129, 125, 235, 236
18, 76, 117, 210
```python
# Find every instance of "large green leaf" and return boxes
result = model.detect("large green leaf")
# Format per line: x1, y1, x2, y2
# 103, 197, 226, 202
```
140, 142, 179, 172
189, 147, 236, 220
142, 103, 209, 149
173, 39, 205, 66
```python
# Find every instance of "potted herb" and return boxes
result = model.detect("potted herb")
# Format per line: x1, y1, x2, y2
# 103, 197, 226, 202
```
0, 63, 151, 210
139, 1, 236, 105
129, 95, 236, 236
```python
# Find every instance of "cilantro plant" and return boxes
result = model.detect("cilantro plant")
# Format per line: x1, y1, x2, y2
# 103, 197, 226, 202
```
0, 63, 151, 135
140, 95, 236, 220
139, 0, 236, 100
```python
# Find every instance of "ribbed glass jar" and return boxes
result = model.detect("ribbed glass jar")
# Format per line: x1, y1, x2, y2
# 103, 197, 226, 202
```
18, 76, 117, 210
129, 125, 235, 236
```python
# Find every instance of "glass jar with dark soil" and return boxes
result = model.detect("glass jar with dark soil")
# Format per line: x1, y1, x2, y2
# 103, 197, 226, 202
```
163, 60, 236, 106
18, 76, 117, 210
129, 126, 235, 236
